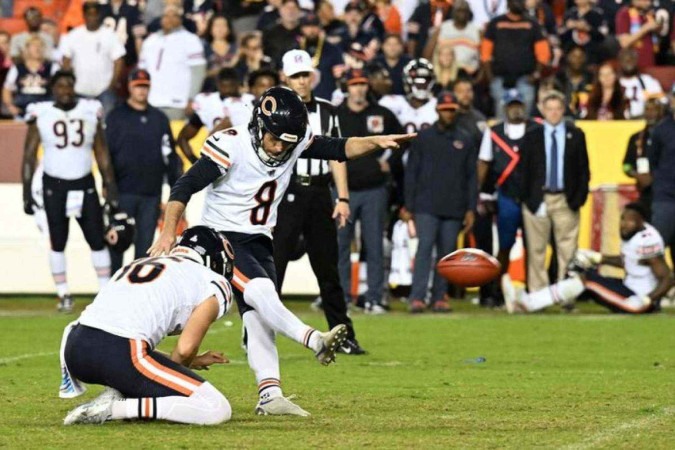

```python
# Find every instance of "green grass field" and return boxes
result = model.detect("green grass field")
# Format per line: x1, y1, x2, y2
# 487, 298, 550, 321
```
0, 296, 674, 449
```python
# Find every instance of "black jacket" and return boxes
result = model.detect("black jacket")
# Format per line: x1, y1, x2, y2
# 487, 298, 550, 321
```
519, 121, 590, 213
405, 122, 478, 219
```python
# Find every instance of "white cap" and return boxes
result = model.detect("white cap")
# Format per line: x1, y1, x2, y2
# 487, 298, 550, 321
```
282, 50, 313, 77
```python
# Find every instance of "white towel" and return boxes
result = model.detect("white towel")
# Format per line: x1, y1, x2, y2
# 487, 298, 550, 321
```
59, 321, 87, 399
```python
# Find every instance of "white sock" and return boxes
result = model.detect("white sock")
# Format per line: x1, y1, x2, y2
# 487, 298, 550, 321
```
244, 278, 321, 352
110, 382, 230, 425
91, 249, 111, 288
243, 311, 283, 400
523, 277, 585, 312
49, 251, 69, 297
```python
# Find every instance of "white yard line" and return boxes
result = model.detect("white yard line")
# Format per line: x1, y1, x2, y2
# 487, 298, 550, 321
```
0, 351, 57, 364
563, 406, 675, 450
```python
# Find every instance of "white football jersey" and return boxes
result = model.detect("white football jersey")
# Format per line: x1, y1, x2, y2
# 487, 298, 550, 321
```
26, 99, 102, 180
192, 92, 255, 132
621, 223, 665, 296
199, 124, 314, 238
379, 95, 438, 134
620, 75, 663, 118
79, 255, 232, 349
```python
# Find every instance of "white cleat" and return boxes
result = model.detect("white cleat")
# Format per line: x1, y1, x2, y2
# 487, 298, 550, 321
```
94, 387, 124, 403
63, 396, 114, 425
502, 275, 527, 314
315, 324, 348, 366
255, 395, 311, 417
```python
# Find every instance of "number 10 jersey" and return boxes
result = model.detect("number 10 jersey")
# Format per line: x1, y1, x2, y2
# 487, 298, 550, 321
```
199, 124, 314, 238
26, 99, 102, 180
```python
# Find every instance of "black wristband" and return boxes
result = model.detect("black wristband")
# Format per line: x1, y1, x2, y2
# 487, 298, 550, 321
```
338, 198, 350, 204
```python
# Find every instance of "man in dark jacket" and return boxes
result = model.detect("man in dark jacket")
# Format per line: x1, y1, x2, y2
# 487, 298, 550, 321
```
405, 91, 477, 313
106, 69, 181, 272
520, 91, 590, 292
337, 68, 403, 314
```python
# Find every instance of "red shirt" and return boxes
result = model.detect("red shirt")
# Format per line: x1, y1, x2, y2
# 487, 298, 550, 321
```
615, 7, 656, 69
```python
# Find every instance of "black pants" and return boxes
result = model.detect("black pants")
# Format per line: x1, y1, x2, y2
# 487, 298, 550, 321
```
43, 173, 106, 252
110, 193, 161, 273
65, 324, 204, 398
273, 183, 356, 340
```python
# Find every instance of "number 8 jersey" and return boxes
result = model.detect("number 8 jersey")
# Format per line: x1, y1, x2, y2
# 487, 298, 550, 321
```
199, 124, 314, 238
25, 99, 102, 180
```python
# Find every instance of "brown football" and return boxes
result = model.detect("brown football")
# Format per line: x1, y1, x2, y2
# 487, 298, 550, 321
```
436, 249, 501, 287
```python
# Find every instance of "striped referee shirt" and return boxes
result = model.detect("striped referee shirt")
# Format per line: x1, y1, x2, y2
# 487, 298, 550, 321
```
295, 96, 342, 177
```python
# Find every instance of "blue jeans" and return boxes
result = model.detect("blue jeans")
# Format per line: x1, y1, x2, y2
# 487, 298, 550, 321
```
409, 213, 462, 302
651, 201, 675, 251
490, 76, 535, 119
497, 191, 522, 252
110, 193, 161, 273
337, 185, 388, 305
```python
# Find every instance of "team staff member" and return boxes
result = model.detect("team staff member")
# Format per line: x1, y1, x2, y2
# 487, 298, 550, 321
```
22, 71, 118, 313
273, 50, 365, 356
106, 69, 181, 273
405, 91, 477, 313
478, 90, 537, 302
337, 68, 403, 315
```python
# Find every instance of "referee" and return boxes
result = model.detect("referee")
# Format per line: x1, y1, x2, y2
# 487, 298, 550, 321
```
106, 69, 182, 272
273, 50, 366, 355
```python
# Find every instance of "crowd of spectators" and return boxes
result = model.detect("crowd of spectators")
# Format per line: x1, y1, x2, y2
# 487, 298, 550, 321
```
1, 0, 674, 311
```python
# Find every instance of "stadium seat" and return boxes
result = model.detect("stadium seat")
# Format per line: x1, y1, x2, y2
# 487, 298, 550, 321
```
0, 17, 26, 35
643, 66, 675, 92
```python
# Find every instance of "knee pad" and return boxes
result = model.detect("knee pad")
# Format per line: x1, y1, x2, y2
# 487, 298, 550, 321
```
243, 278, 277, 310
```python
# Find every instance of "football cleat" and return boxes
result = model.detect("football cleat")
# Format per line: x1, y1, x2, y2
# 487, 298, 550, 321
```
315, 324, 348, 366
310, 296, 323, 312
57, 295, 74, 314
63, 396, 114, 425
366, 303, 388, 315
255, 395, 310, 417
501, 275, 527, 314
338, 338, 367, 355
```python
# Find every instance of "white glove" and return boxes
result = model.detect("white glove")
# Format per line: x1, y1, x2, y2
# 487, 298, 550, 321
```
626, 295, 651, 307
573, 249, 602, 269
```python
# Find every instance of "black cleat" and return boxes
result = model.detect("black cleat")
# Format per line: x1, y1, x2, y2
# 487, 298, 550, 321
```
338, 338, 367, 355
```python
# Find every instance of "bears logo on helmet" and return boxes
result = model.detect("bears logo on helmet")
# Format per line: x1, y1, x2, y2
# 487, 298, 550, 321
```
249, 86, 308, 167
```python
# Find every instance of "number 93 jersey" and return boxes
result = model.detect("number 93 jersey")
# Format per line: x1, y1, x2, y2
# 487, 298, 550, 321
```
198, 124, 313, 238
25, 99, 102, 180
78, 255, 232, 349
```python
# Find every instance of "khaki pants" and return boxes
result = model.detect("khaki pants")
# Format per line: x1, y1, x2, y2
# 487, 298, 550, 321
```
522, 193, 580, 292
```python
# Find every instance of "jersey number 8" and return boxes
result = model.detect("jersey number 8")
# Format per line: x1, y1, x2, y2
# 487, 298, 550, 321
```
250, 181, 277, 225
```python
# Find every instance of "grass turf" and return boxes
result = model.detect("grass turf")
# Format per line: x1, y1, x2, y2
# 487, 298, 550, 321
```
0, 296, 673, 449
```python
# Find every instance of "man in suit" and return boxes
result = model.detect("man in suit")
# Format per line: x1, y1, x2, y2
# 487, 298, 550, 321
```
520, 91, 590, 292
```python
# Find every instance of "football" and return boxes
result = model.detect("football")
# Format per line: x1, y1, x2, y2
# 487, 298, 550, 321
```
436, 249, 501, 287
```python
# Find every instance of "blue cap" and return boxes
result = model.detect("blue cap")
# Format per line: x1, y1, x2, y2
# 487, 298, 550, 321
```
503, 89, 524, 105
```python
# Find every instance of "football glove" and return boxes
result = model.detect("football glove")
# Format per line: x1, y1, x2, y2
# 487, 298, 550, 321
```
573, 249, 602, 269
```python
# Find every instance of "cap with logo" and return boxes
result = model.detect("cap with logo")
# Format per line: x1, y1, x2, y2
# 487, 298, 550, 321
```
436, 91, 459, 111
129, 68, 151, 87
344, 68, 369, 85
282, 49, 314, 77
502, 88, 524, 105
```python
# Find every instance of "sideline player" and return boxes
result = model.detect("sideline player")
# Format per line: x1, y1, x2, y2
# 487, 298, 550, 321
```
149, 86, 415, 416
22, 71, 118, 313
177, 68, 255, 163
379, 58, 438, 134
60, 226, 234, 425
503, 203, 674, 314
